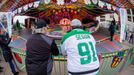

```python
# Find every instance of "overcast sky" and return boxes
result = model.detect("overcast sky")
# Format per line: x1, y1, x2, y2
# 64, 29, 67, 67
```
13, 16, 29, 24
0, 13, 29, 25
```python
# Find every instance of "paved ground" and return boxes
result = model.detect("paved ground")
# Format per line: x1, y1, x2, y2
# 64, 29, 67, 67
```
116, 65, 134, 75
0, 60, 134, 75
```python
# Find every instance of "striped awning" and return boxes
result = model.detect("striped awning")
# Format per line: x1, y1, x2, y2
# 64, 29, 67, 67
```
100, 0, 134, 9
0, 0, 37, 12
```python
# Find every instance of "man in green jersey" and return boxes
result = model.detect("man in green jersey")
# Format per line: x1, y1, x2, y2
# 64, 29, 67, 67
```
61, 19, 99, 75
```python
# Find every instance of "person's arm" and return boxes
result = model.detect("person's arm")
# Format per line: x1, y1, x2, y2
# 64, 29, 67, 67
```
0, 33, 11, 45
108, 25, 111, 31
5, 33, 11, 45
90, 35, 96, 45
61, 43, 67, 56
50, 40, 59, 56
61, 35, 67, 56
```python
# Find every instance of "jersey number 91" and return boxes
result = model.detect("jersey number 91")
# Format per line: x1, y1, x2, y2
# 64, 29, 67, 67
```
77, 42, 97, 65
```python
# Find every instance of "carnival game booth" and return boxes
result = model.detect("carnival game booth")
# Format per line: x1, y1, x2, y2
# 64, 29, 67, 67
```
0, 0, 134, 75
9, 27, 134, 75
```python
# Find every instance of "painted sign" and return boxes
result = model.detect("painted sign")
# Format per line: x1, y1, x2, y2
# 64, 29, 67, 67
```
111, 56, 123, 68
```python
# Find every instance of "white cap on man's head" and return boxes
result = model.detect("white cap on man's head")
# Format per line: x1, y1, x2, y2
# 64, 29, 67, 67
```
71, 19, 82, 27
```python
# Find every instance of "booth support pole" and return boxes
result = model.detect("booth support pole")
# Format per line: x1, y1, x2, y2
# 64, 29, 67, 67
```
119, 8, 126, 42
6, 12, 13, 37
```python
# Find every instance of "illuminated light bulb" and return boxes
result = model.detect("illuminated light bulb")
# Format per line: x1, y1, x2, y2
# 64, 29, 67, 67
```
91, 0, 98, 5
44, 0, 51, 4
71, 0, 77, 2
84, 0, 91, 5
57, 0, 64, 5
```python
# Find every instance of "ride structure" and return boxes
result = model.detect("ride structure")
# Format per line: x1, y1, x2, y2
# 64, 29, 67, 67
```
0, 0, 134, 75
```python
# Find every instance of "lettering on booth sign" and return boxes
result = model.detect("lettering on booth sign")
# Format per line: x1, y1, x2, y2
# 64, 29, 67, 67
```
60, 18, 70, 25
60, 18, 71, 32
111, 51, 125, 68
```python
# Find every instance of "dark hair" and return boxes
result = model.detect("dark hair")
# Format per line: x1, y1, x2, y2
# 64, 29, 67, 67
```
33, 19, 47, 29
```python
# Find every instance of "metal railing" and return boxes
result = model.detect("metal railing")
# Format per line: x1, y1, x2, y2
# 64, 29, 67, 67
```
11, 48, 134, 75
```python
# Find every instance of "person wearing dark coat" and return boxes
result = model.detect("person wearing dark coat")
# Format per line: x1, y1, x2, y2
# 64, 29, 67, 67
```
26, 19, 59, 75
0, 58, 3, 72
0, 28, 19, 75
109, 18, 116, 41
129, 32, 134, 44
0, 22, 4, 73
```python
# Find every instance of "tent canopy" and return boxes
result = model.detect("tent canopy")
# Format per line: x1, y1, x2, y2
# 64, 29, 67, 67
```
0, 0, 134, 12
100, 0, 134, 9
15, 2, 114, 25
0, 0, 133, 25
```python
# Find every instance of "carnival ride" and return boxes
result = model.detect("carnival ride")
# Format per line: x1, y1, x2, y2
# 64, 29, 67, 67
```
0, 0, 134, 75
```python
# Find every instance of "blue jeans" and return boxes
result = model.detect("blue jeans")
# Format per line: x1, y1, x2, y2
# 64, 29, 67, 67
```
8, 60, 16, 75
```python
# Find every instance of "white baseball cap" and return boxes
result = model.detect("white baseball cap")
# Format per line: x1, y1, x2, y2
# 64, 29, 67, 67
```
71, 19, 82, 27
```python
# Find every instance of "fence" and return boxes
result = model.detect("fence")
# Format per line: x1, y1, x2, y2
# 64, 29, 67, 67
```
11, 48, 134, 75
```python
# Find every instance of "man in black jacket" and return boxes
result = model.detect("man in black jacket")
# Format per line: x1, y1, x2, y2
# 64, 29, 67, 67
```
109, 18, 116, 41
0, 59, 3, 73
26, 19, 59, 75
0, 28, 18, 75
0, 48, 3, 73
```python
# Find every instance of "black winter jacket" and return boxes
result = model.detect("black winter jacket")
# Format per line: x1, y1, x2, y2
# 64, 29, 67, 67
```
26, 33, 59, 75
0, 33, 12, 62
